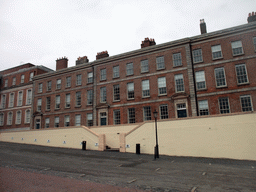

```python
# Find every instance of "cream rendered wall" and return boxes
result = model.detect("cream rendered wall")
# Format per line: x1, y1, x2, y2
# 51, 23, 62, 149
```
0, 126, 99, 150
90, 124, 137, 149
125, 113, 256, 160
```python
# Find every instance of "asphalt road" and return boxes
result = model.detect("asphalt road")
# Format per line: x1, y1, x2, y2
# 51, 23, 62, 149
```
0, 141, 256, 192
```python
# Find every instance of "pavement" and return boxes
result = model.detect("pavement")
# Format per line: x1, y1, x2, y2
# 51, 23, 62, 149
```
0, 141, 256, 192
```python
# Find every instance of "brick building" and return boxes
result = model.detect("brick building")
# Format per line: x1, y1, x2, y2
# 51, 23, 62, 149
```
32, 13, 256, 129
0, 64, 52, 131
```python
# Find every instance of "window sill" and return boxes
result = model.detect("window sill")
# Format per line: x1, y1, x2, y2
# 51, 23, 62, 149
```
141, 71, 149, 74
216, 85, 227, 89
113, 100, 120, 103
173, 65, 183, 68
54, 108, 60, 111
237, 82, 250, 86
197, 88, 207, 91
46, 90, 52, 92
75, 105, 81, 108
113, 76, 120, 79
87, 82, 93, 84
45, 109, 50, 112
100, 79, 107, 82
127, 98, 135, 100
158, 93, 167, 96
65, 87, 71, 89
193, 60, 204, 64
87, 104, 93, 106
142, 96, 150, 99
156, 68, 165, 71
65, 107, 70, 109
76, 84, 82, 86
233, 53, 244, 57
175, 91, 185, 94
212, 57, 223, 61
126, 74, 134, 77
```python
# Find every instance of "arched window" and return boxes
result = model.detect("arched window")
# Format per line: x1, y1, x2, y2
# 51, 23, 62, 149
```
25, 110, 31, 124
7, 112, 13, 125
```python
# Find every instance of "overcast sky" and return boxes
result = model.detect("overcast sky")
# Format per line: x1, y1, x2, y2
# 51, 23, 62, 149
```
0, 0, 255, 71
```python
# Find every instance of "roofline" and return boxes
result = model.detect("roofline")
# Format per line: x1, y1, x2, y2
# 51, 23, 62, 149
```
33, 21, 256, 81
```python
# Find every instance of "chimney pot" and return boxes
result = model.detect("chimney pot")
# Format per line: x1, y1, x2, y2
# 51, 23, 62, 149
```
248, 11, 256, 23
141, 37, 156, 48
200, 19, 207, 34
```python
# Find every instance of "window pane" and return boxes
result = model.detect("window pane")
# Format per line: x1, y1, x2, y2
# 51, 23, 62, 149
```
128, 108, 135, 123
219, 97, 230, 114
211, 45, 222, 59
87, 90, 93, 105
193, 49, 203, 63
113, 110, 120, 125
142, 80, 150, 97
113, 85, 120, 101
126, 63, 133, 75
195, 71, 206, 90
158, 77, 166, 95
127, 83, 134, 99
198, 100, 209, 116
87, 113, 93, 126
236, 64, 248, 84
100, 87, 107, 102
160, 105, 168, 119
240, 95, 253, 112
156, 56, 165, 69
76, 74, 82, 85
75, 115, 81, 126
215, 68, 226, 87
141, 60, 149, 73
100, 69, 106, 80
76, 92, 81, 106
143, 106, 151, 121
175, 74, 184, 92
173, 53, 182, 67
113, 66, 119, 78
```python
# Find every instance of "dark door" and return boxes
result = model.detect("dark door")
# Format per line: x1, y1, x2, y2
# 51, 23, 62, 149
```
177, 109, 187, 118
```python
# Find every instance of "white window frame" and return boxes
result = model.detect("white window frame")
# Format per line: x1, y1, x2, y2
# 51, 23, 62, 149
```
156, 56, 165, 70
56, 79, 61, 89
211, 45, 223, 60
100, 87, 107, 103
76, 92, 81, 106
55, 95, 60, 109
46, 97, 51, 110
37, 98, 42, 111
26, 89, 32, 105
38, 83, 43, 93
175, 74, 185, 93
218, 97, 230, 114
231, 40, 244, 56
65, 94, 70, 108
76, 74, 82, 86
173, 52, 182, 67
4, 79, 8, 87
141, 60, 149, 73
64, 115, 70, 127
113, 110, 120, 125
143, 106, 151, 121
21, 75, 25, 83
198, 100, 209, 116
127, 82, 134, 99
240, 95, 253, 112
100, 68, 106, 81
75, 114, 81, 126
87, 90, 93, 105
158, 77, 167, 95
235, 64, 249, 85
0, 113, 4, 126
87, 113, 93, 126
126, 63, 134, 76
113, 66, 119, 78
192, 49, 203, 63
87, 72, 93, 83
12, 77, 16, 86
47, 81, 52, 91
66, 76, 71, 88
17, 91, 23, 106
1, 94, 6, 109
113, 84, 120, 101
142, 80, 150, 97
159, 105, 169, 119
29, 72, 34, 81
54, 116, 59, 127
215, 67, 227, 88
9, 92, 14, 108
195, 71, 206, 90
25, 109, 31, 124
45, 117, 50, 128
7, 112, 13, 125
16, 110, 22, 124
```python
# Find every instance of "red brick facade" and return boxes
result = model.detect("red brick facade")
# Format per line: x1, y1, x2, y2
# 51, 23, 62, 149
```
0, 64, 52, 131
31, 14, 256, 129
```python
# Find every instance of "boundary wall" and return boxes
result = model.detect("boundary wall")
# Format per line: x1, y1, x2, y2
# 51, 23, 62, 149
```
124, 112, 256, 160
0, 113, 255, 160
0, 126, 102, 151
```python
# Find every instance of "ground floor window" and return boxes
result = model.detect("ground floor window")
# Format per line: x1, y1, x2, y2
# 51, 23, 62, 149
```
45, 118, 50, 128
128, 108, 135, 123
54, 117, 59, 127
87, 113, 93, 126
113, 110, 120, 125
64, 115, 70, 127
198, 100, 209, 116
75, 114, 81, 126
219, 97, 230, 114
143, 106, 151, 121
160, 105, 169, 119
240, 95, 253, 112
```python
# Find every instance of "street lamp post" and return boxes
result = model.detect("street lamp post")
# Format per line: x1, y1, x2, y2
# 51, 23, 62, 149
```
153, 110, 159, 159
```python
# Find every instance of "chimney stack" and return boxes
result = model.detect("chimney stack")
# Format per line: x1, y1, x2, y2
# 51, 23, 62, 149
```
76, 56, 89, 65
200, 19, 207, 34
141, 38, 156, 48
248, 11, 256, 23
96, 51, 109, 60
56, 57, 68, 71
